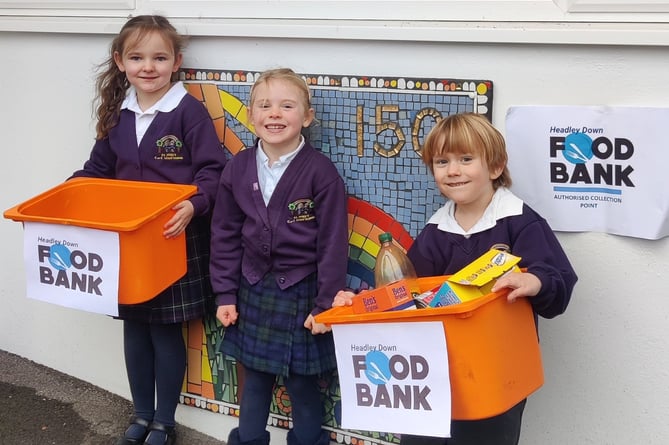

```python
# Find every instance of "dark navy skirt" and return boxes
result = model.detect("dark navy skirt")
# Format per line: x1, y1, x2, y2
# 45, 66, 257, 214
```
221, 273, 337, 377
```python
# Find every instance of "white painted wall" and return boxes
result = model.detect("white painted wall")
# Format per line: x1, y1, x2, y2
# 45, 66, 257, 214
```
1, 30, 669, 444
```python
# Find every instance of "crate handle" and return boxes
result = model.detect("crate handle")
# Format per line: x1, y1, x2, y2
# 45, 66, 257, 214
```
455, 311, 474, 319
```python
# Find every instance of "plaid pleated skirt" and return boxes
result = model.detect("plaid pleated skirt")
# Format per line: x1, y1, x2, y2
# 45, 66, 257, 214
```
221, 272, 337, 377
117, 215, 214, 324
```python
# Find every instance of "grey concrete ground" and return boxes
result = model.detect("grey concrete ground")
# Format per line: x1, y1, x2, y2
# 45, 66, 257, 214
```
0, 349, 225, 445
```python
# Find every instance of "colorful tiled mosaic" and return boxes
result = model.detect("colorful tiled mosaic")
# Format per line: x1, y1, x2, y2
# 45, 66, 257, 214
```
179, 68, 494, 445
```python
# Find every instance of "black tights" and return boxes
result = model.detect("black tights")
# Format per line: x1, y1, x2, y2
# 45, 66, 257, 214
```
123, 320, 186, 427
238, 367, 324, 445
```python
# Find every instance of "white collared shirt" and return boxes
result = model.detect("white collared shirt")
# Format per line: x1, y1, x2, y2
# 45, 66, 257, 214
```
121, 81, 188, 145
427, 187, 524, 237
255, 137, 305, 206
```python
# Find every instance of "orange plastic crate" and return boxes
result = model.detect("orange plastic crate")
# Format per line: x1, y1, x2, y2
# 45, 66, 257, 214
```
316, 276, 544, 420
4, 178, 197, 304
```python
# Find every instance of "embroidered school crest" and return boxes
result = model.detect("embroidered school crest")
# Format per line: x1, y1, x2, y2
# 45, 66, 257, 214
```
287, 199, 316, 223
154, 135, 184, 160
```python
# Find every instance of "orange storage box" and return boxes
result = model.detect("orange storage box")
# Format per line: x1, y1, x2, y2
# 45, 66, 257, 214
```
315, 276, 544, 420
3, 178, 197, 304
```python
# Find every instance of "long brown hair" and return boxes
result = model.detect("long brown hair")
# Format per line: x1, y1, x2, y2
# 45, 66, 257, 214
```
421, 112, 512, 189
94, 15, 186, 139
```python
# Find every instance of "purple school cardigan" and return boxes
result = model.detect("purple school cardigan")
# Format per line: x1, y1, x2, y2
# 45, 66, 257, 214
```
72, 92, 226, 323
209, 141, 348, 315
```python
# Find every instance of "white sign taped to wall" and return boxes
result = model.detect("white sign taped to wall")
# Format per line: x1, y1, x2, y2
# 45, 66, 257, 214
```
23, 222, 120, 316
505, 106, 669, 240
331, 321, 451, 437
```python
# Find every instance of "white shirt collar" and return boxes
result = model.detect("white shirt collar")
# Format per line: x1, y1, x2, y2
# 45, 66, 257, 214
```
256, 136, 305, 167
427, 187, 524, 236
255, 136, 306, 205
121, 81, 187, 115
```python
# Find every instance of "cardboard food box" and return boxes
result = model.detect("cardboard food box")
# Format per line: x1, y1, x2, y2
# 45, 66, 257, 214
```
351, 278, 416, 313
416, 249, 521, 308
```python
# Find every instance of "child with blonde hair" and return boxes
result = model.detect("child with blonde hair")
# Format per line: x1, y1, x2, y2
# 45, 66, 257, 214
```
210, 68, 348, 445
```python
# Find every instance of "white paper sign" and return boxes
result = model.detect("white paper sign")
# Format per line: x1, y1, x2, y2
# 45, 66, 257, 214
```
332, 321, 451, 437
505, 106, 669, 240
23, 222, 120, 316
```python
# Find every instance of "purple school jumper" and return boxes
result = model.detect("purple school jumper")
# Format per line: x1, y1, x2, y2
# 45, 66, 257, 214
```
408, 200, 577, 319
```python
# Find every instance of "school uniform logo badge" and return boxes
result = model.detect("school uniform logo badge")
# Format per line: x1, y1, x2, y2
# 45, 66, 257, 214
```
287, 198, 315, 223
154, 135, 184, 160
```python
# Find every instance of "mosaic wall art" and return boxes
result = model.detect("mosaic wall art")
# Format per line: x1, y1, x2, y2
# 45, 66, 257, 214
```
179, 68, 493, 444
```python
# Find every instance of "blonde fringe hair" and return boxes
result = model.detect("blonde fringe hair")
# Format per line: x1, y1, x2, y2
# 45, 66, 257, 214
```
248, 68, 313, 120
